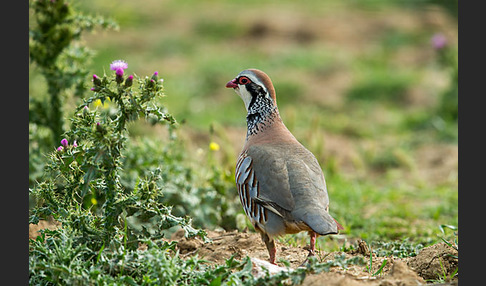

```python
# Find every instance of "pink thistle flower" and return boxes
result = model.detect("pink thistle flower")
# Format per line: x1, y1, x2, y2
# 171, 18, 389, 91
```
61, 138, 69, 147
57, 146, 63, 152
110, 60, 128, 71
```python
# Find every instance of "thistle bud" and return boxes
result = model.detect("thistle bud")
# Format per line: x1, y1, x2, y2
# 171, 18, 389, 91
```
125, 75, 134, 87
151, 71, 158, 80
147, 78, 156, 88
95, 122, 106, 135
93, 74, 102, 86
83, 105, 89, 116
96, 122, 104, 133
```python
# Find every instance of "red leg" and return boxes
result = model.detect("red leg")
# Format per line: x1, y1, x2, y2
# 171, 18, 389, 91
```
309, 231, 317, 256
269, 242, 276, 264
261, 232, 277, 265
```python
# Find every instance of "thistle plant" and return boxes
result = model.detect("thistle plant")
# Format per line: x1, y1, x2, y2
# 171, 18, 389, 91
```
29, 0, 118, 187
30, 60, 204, 254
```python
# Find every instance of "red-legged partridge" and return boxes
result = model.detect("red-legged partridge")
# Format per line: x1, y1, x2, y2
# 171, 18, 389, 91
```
226, 68, 343, 265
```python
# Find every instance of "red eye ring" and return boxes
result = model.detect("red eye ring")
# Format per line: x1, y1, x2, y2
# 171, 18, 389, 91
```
238, 76, 251, 85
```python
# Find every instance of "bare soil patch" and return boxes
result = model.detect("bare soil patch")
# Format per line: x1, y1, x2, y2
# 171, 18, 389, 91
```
29, 217, 61, 240
171, 229, 458, 285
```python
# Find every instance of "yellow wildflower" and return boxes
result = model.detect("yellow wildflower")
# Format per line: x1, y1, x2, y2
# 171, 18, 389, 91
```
209, 142, 220, 151
92, 98, 111, 109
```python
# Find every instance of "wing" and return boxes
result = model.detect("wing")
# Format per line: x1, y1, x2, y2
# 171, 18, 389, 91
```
235, 145, 296, 219
235, 153, 293, 222
236, 143, 338, 234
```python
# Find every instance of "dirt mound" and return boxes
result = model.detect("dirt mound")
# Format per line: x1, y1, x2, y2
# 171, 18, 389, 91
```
301, 261, 423, 286
172, 229, 458, 285
407, 242, 458, 281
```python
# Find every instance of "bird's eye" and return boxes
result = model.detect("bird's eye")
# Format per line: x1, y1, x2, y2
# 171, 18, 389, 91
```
238, 76, 251, 85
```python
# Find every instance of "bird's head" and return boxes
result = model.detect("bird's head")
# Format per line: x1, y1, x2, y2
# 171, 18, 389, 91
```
226, 69, 277, 112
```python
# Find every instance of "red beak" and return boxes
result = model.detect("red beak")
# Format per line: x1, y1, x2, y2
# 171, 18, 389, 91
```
226, 79, 238, 89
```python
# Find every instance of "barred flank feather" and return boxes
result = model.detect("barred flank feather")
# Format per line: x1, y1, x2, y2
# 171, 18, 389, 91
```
235, 152, 268, 228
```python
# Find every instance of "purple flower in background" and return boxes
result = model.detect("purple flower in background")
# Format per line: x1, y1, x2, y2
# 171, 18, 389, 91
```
431, 33, 447, 50
57, 146, 63, 152
73, 140, 78, 147
110, 60, 128, 71
61, 138, 69, 147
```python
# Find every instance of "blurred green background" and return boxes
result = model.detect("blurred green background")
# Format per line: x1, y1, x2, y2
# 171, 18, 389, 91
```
29, 0, 458, 247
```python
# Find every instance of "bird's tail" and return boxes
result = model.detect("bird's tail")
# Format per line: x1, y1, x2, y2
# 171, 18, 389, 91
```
334, 218, 344, 231
301, 210, 341, 236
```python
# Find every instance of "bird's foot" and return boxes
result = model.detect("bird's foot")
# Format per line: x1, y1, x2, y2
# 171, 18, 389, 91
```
269, 250, 277, 265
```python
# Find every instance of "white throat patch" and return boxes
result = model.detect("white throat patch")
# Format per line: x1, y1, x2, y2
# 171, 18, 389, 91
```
234, 85, 253, 111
